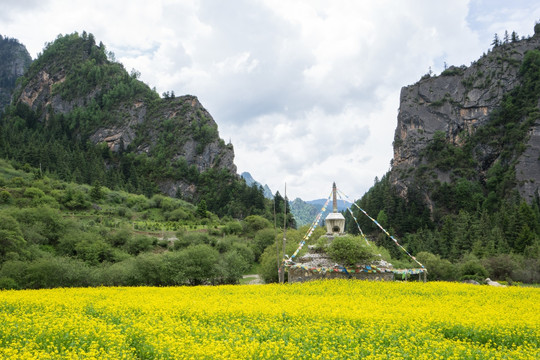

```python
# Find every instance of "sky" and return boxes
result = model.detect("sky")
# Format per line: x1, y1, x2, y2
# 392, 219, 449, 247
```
1, 0, 539, 201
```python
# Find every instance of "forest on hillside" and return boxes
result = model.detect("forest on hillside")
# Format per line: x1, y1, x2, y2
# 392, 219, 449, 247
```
342, 36, 540, 284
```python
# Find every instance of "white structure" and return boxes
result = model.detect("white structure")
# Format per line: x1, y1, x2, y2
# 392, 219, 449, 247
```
325, 182, 346, 235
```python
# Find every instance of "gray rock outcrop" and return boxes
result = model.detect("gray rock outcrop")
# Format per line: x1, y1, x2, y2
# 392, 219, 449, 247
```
0, 35, 32, 111
390, 26, 540, 206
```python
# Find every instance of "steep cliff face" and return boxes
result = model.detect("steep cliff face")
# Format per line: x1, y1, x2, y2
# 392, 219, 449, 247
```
0, 35, 32, 111
390, 27, 540, 207
10, 32, 236, 200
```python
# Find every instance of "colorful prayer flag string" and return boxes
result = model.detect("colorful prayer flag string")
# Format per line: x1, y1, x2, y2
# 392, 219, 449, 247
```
286, 191, 333, 263
337, 188, 425, 269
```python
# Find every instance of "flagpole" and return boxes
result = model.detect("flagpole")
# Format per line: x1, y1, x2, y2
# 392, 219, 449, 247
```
280, 183, 287, 284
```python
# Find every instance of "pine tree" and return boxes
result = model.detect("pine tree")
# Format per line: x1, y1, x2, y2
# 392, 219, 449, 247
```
491, 33, 500, 47
90, 180, 103, 201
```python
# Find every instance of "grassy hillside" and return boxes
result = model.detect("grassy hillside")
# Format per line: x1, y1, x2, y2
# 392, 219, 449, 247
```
0, 158, 301, 289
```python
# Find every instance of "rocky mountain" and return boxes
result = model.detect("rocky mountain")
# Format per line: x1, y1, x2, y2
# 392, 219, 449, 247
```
240, 172, 273, 198
0, 35, 32, 111
390, 24, 540, 211
0, 32, 264, 217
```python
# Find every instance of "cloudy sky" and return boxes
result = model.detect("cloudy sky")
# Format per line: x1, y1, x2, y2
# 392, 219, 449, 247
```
1, 0, 539, 200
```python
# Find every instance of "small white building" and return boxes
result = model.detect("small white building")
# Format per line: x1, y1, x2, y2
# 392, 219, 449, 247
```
325, 182, 346, 235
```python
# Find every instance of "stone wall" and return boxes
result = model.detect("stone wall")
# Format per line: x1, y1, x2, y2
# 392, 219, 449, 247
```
288, 268, 394, 283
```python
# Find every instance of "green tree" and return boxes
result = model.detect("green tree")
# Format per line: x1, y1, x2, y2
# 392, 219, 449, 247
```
178, 244, 219, 285
196, 200, 208, 218
252, 228, 277, 261
0, 213, 26, 260
90, 180, 103, 201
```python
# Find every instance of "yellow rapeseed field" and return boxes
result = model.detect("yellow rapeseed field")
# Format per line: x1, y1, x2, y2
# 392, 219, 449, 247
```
0, 280, 538, 359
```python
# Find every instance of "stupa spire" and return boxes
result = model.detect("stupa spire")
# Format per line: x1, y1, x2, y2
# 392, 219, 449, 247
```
332, 182, 337, 213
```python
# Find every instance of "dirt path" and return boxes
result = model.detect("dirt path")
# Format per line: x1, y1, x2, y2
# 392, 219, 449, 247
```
242, 274, 263, 285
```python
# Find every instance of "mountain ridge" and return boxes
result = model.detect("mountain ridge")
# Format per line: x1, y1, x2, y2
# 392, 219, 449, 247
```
0, 32, 265, 218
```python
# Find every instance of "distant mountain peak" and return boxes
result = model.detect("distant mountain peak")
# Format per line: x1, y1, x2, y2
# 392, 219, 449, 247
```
241, 172, 273, 199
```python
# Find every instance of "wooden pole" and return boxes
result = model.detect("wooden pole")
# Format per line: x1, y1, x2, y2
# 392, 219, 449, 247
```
274, 194, 279, 281
280, 183, 287, 284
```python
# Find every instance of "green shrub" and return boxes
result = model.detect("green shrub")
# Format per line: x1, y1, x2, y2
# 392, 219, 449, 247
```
253, 229, 277, 261
416, 251, 457, 281
230, 242, 254, 264
482, 254, 519, 280
327, 235, 376, 266
25, 257, 94, 288
0, 276, 19, 290
223, 221, 243, 235
132, 253, 165, 286
178, 244, 219, 285
459, 258, 488, 282
217, 250, 250, 284
168, 208, 189, 221
0, 213, 26, 259
124, 235, 156, 255
0, 190, 12, 204
243, 215, 271, 234
23, 187, 45, 199
11, 206, 66, 245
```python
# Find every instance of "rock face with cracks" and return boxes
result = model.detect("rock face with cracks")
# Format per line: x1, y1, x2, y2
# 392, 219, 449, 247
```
0, 36, 32, 111
390, 27, 540, 207
11, 33, 236, 201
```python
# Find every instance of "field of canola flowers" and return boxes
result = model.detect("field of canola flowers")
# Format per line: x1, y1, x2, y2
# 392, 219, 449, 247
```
0, 280, 538, 359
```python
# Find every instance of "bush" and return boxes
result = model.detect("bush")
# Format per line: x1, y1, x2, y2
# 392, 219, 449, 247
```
0, 190, 13, 204
459, 258, 489, 282
243, 215, 271, 234
415, 251, 457, 281
511, 258, 540, 284
124, 235, 156, 255
23, 187, 45, 199
253, 229, 277, 261
168, 208, 189, 221
95, 259, 138, 286
75, 236, 117, 266
483, 254, 519, 281
0, 213, 26, 259
161, 251, 188, 285
12, 206, 66, 245
25, 257, 94, 289
327, 235, 376, 266
132, 253, 165, 286
259, 237, 302, 284
178, 244, 219, 285
107, 228, 131, 247
0, 260, 28, 287
0, 276, 19, 290
62, 187, 90, 210
173, 232, 211, 250
217, 250, 250, 284
223, 221, 243, 235
215, 237, 234, 253
230, 242, 254, 264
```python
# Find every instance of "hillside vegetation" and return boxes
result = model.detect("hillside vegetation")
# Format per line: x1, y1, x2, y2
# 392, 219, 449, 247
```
0, 159, 299, 289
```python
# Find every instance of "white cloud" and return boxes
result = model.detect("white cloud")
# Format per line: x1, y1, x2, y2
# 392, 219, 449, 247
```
1, 0, 538, 200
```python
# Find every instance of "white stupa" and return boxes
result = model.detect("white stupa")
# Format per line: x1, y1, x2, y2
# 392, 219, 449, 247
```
325, 182, 346, 235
